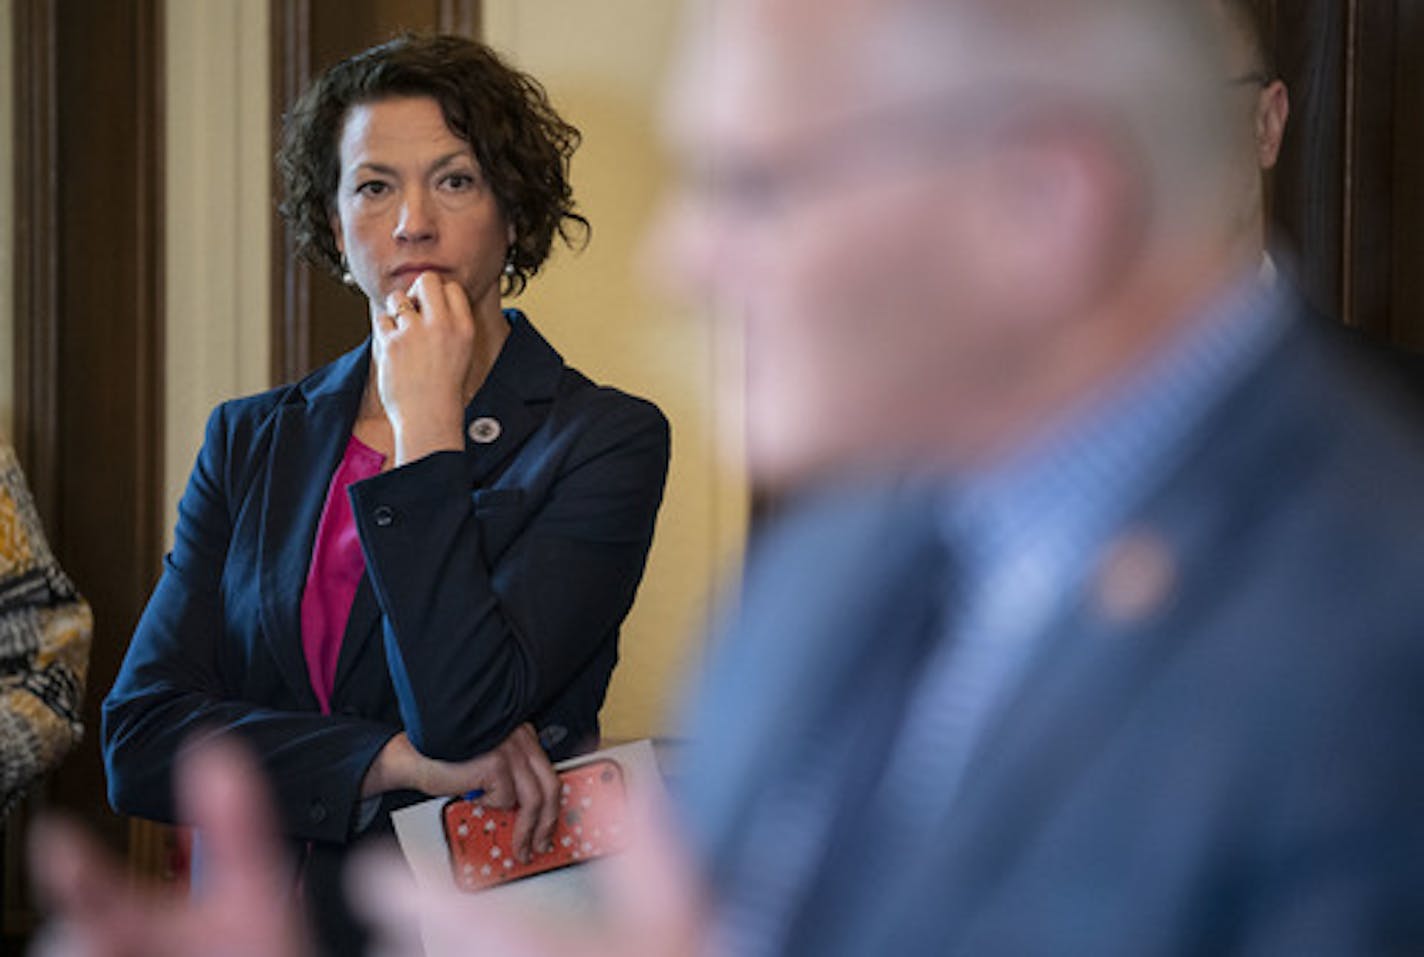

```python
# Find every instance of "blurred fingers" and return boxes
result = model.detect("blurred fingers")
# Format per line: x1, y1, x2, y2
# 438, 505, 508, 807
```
524, 746, 561, 856
172, 739, 311, 957
505, 723, 558, 860
350, 845, 574, 957
348, 847, 429, 957
28, 815, 146, 956
176, 740, 289, 899
603, 799, 708, 956
506, 753, 544, 863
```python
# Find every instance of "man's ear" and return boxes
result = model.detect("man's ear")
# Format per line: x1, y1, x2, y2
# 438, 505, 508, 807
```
1255, 80, 1289, 170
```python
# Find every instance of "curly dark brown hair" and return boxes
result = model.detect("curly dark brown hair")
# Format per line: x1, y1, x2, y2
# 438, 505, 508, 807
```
277, 33, 588, 296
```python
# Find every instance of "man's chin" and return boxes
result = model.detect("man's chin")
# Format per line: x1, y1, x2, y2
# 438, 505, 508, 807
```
743, 429, 885, 499
743, 415, 985, 499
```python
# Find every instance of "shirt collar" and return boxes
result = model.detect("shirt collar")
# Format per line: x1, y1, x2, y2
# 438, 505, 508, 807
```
942, 271, 1292, 596
1259, 251, 1278, 288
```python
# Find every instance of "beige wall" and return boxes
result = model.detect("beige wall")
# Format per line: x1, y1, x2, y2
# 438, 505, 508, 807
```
164, 0, 273, 538
484, 1, 747, 740
160, 2, 746, 740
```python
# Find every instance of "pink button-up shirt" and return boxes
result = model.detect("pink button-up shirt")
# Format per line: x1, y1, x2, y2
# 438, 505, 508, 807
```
300, 435, 385, 714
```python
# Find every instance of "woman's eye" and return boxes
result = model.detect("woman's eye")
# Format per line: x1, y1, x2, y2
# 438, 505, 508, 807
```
355, 180, 389, 198
442, 172, 476, 191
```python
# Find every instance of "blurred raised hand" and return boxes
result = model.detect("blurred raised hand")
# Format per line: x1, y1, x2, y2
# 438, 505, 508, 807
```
28, 739, 311, 957
351, 794, 709, 957
29, 734, 710, 957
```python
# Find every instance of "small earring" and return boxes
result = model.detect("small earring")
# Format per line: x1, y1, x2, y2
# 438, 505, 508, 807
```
503, 248, 517, 278
340, 255, 356, 286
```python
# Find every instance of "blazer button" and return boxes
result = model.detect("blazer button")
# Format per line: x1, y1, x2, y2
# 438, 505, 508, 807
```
308, 800, 328, 824
373, 505, 395, 527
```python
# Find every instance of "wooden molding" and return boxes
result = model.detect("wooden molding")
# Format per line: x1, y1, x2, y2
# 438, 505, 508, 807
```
270, 0, 314, 384
7, 0, 167, 926
12, 0, 59, 528
439, 0, 481, 36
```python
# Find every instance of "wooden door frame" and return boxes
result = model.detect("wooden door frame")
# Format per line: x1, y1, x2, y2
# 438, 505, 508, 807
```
7, 0, 166, 939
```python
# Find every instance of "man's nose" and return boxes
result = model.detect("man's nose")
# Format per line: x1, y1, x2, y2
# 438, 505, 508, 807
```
642, 194, 737, 302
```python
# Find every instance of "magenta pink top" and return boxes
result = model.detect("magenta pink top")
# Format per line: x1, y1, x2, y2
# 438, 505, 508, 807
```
300, 434, 385, 714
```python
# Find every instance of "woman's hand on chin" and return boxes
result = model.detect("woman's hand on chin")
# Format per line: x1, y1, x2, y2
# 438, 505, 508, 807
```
370, 271, 476, 466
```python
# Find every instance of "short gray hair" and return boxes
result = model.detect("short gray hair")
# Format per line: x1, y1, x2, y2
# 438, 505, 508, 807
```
874, 0, 1245, 238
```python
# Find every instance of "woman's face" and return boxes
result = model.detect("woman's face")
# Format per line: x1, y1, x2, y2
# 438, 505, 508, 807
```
331, 95, 513, 319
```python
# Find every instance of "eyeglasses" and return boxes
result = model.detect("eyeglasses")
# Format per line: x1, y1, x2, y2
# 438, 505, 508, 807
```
679, 94, 1050, 222
1227, 71, 1273, 89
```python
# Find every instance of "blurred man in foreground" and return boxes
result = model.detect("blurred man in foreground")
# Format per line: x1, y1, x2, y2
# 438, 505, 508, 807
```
30, 0, 1424, 953
657, 0, 1424, 952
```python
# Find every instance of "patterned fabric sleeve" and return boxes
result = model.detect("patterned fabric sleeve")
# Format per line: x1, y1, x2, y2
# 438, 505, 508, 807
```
0, 444, 92, 816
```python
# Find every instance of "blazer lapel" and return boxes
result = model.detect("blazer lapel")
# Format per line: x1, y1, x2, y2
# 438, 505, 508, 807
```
330, 574, 380, 702
465, 378, 543, 487
327, 311, 563, 699
463, 310, 564, 488
256, 343, 368, 708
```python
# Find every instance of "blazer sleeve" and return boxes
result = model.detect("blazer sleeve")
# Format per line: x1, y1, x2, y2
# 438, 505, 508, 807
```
348, 391, 670, 761
0, 446, 92, 816
102, 405, 398, 844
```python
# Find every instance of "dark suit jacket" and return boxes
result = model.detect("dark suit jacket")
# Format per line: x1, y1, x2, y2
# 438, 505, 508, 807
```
103, 311, 669, 954
679, 313, 1424, 955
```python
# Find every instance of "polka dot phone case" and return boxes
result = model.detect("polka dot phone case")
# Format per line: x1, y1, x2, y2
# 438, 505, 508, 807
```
442, 758, 630, 892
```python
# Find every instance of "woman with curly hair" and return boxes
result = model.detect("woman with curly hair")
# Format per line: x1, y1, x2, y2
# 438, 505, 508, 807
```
102, 34, 669, 955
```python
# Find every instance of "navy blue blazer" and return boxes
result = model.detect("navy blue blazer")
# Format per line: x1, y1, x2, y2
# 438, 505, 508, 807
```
679, 313, 1424, 955
103, 311, 668, 952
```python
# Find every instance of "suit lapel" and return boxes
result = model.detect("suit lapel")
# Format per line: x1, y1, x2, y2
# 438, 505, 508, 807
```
894, 323, 1317, 941
256, 343, 367, 708
698, 485, 951, 865
921, 532, 1195, 927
